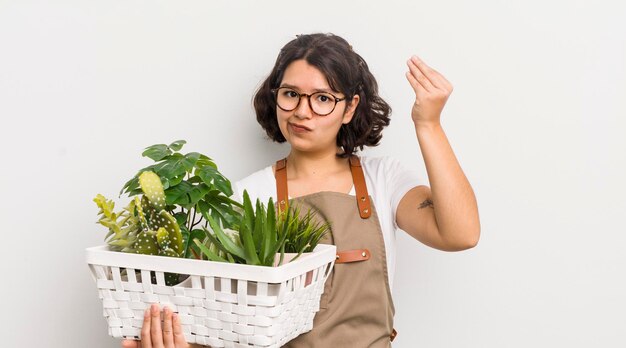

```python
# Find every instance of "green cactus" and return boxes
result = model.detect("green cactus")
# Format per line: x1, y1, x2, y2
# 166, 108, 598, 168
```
137, 172, 183, 255
134, 230, 159, 255
139, 171, 166, 210
95, 171, 186, 285
156, 227, 171, 249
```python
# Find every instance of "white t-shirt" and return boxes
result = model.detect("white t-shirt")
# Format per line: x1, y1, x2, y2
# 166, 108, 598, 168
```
232, 155, 425, 290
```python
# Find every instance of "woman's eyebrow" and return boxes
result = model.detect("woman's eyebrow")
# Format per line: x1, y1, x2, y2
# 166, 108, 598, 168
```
279, 83, 334, 94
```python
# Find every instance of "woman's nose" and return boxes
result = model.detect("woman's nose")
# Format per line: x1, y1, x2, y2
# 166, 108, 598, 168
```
294, 95, 313, 119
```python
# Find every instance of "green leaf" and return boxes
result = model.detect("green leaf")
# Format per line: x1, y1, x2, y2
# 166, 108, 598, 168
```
276, 241, 286, 266
206, 214, 246, 260
242, 190, 255, 241
173, 212, 188, 226
261, 197, 276, 263
120, 176, 140, 197
187, 176, 203, 184
142, 144, 172, 161
239, 223, 261, 265
168, 140, 187, 151
164, 181, 194, 206
193, 239, 227, 262
201, 193, 242, 229
189, 184, 211, 205
169, 174, 186, 187
201, 227, 239, 260
197, 199, 209, 217
158, 153, 189, 179
227, 253, 235, 263
143, 161, 170, 176
253, 199, 264, 251
196, 165, 233, 196
183, 152, 201, 172
182, 228, 205, 258
195, 154, 217, 169
271, 207, 291, 258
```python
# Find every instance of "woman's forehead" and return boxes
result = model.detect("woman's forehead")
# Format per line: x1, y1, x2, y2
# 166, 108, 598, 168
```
281, 60, 332, 91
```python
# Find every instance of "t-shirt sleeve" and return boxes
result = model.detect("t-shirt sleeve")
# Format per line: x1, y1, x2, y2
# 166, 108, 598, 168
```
384, 156, 427, 229
231, 181, 244, 203
232, 166, 275, 206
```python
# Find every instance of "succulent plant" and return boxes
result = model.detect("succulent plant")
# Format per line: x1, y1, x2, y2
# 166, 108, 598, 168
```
93, 194, 140, 252
135, 171, 183, 255
194, 190, 287, 266
280, 204, 331, 256
95, 171, 185, 285
194, 190, 331, 267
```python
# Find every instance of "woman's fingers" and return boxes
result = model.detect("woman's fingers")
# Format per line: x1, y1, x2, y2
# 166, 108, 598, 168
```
407, 57, 434, 92
121, 339, 140, 348
408, 56, 453, 93
133, 304, 189, 348
150, 304, 165, 348
172, 312, 188, 346
162, 307, 175, 347
140, 307, 153, 348
405, 70, 424, 97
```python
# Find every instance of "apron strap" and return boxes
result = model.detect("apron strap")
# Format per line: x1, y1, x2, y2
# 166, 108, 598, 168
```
348, 155, 372, 219
335, 248, 371, 264
274, 155, 372, 219
275, 158, 288, 214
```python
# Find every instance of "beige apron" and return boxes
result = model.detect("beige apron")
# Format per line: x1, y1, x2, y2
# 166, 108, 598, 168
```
275, 156, 398, 347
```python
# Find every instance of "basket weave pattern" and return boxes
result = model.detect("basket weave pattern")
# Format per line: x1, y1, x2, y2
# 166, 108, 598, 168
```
87, 245, 335, 348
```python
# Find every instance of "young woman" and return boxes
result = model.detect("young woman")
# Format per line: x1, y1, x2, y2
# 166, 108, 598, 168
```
122, 32, 480, 348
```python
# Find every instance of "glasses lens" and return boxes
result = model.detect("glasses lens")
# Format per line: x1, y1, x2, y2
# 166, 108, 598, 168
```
310, 92, 335, 115
276, 88, 300, 111
275, 88, 338, 115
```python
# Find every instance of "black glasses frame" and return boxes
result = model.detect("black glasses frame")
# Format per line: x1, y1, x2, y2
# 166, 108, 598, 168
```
271, 87, 346, 116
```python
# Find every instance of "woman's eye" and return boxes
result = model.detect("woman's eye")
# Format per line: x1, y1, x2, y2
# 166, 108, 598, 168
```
284, 90, 299, 98
316, 94, 332, 103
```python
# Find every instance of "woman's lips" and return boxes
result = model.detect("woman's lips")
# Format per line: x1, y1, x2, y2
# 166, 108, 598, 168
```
289, 123, 312, 133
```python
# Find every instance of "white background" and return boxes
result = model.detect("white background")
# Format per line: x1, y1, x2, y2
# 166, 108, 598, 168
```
1, 1, 624, 347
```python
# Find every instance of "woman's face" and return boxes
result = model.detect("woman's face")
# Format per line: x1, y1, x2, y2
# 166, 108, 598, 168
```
276, 59, 359, 155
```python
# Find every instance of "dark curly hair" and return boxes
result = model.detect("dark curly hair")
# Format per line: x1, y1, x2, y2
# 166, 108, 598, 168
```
253, 33, 391, 158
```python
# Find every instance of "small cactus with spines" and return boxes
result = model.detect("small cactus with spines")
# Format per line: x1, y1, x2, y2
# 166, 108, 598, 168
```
94, 171, 184, 285
130, 171, 183, 256
95, 141, 245, 281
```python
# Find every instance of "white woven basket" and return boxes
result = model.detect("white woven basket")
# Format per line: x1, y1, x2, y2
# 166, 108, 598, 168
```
86, 244, 336, 347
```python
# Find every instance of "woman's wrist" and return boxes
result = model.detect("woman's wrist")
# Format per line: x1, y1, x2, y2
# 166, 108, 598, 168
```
413, 120, 442, 134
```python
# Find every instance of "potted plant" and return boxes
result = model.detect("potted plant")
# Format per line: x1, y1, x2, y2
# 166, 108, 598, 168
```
87, 141, 337, 347
193, 189, 331, 266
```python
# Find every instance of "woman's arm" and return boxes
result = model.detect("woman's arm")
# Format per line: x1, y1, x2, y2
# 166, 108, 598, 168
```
396, 56, 480, 251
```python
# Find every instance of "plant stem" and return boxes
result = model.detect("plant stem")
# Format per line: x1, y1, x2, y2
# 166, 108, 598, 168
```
189, 209, 197, 229
191, 209, 203, 229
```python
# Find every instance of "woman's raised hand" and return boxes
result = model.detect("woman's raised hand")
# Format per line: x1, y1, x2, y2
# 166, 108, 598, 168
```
405, 55, 453, 127
121, 304, 192, 348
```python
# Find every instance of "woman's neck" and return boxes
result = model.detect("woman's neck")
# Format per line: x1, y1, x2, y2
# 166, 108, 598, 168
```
286, 147, 348, 179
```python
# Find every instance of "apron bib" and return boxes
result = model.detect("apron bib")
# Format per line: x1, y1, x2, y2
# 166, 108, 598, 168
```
275, 156, 397, 347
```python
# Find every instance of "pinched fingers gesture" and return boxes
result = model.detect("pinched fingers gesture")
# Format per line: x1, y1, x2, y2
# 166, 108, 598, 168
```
405, 55, 453, 126
121, 304, 191, 348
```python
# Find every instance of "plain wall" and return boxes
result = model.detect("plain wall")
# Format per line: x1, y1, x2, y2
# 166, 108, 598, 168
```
1, 0, 624, 347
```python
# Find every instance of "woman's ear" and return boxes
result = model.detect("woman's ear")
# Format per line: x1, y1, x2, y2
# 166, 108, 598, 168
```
342, 94, 360, 124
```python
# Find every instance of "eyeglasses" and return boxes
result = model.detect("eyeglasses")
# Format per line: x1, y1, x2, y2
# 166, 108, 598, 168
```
271, 87, 346, 116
